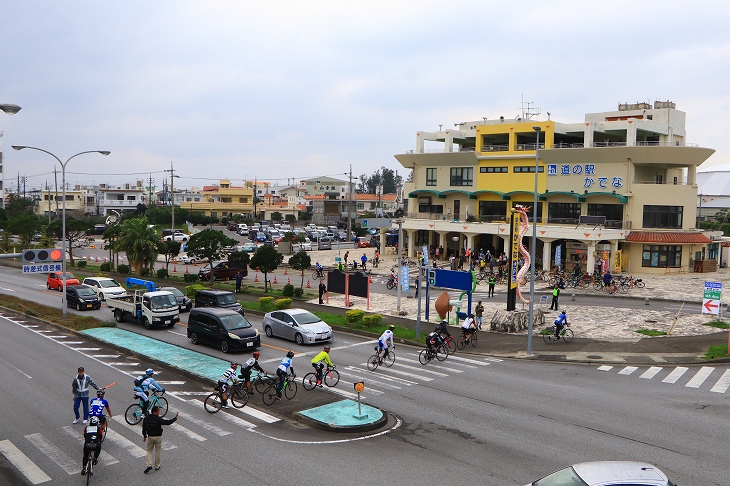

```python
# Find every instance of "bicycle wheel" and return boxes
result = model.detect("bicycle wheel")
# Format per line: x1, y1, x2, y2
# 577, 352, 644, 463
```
262, 385, 278, 406
418, 349, 430, 365
445, 337, 456, 355
386, 281, 395, 290
619, 283, 630, 294
231, 387, 248, 408
456, 335, 466, 350
366, 354, 380, 371
436, 345, 448, 361
156, 397, 169, 417
254, 376, 271, 394
302, 373, 317, 391
86, 452, 93, 486
542, 329, 555, 344
285, 380, 298, 400
383, 350, 395, 367
324, 369, 340, 387
561, 328, 575, 343
204, 393, 222, 413
635, 280, 645, 289
592, 281, 602, 291
124, 404, 144, 425
471, 332, 478, 347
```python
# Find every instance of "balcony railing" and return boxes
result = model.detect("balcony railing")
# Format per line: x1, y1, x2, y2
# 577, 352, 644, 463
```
98, 199, 140, 207
514, 143, 545, 151
481, 144, 510, 152
552, 141, 699, 149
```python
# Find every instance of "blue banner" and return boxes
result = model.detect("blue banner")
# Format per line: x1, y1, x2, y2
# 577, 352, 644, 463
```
555, 245, 562, 267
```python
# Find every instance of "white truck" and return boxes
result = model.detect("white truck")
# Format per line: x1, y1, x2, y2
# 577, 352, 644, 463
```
107, 278, 180, 329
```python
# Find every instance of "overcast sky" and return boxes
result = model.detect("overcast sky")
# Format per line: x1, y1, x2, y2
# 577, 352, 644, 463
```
1, 0, 729, 194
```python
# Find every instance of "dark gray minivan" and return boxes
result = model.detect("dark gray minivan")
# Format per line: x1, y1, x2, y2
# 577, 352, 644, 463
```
187, 307, 260, 353
194, 290, 244, 315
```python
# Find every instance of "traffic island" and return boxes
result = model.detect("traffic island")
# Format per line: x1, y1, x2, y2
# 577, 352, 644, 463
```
296, 399, 388, 432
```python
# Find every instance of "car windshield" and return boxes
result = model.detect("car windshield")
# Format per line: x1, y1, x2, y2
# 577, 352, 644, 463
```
218, 294, 238, 305
220, 314, 252, 331
63, 273, 77, 279
292, 311, 321, 325
150, 294, 178, 310
76, 287, 96, 297
533, 467, 589, 486
99, 280, 121, 288
165, 288, 184, 297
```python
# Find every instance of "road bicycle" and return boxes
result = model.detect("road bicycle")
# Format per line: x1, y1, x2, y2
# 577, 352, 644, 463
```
418, 343, 448, 364
82, 443, 100, 485
262, 372, 297, 405
386, 275, 398, 290
204, 381, 249, 413
302, 365, 340, 390
542, 323, 574, 343
252, 372, 276, 394
439, 333, 457, 354
312, 269, 325, 280
366, 345, 395, 370
124, 390, 168, 425
456, 330, 478, 349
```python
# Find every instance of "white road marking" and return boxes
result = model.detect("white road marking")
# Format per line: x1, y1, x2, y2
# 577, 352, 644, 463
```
662, 367, 688, 383
0, 287, 16, 292
437, 354, 491, 366
61, 342, 84, 345
325, 387, 362, 399
167, 391, 210, 396
369, 361, 449, 377
235, 405, 280, 423
710, 369, 730, 393
110, 416, 178, 450
397, 356, 464, 373
189, 399, 256, 429
60, 426, 118, 465
69, 348, 101, 351
339, 369, 402, 390
106, 363, 139, 366
0, 439, 51, 484
249, 414, 402, 445
25, 433, 77, 475
46, 335, 69, 339
176, 411, 231, 436
156, 381, 186, 385
91, 355, 120, 358
22, 325, 39, 328
104, 428, 147, 457
685, 366, 714, 388
640, 366, 663, 379
370, 366, 433, 381
617, 366, 638, 375
597, 365, 614, 371
166, 330, 187, 337
344, 366, 417, 386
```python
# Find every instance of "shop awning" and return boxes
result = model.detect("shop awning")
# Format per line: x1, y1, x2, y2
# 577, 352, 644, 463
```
626, 231, 711, 244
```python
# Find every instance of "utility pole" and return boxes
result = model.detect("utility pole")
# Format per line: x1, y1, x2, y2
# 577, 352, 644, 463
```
346, 165, 353, 242
164, 162, 175, 234
148, 173, 154, 206
54, 167, 59, 217
46, 180, 51, 225
254, 177, 258, 220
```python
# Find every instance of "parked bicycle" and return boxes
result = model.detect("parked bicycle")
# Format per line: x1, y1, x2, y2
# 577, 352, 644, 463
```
366, 345, 395, 370
262, 371, 297, 405
542, 322, 574, 343
418, 343, 448, 364
203, 381, 249, 413
124, 390, 168, 425
302, 365, 340, 390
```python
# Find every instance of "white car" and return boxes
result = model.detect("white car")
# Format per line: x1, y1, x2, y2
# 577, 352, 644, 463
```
299, 237, 313, 251
525, 461, 674, 486
82, 277, 127, 301
179, 253, 208, 265
262, 308, 333, 345
163, 231, 189, 242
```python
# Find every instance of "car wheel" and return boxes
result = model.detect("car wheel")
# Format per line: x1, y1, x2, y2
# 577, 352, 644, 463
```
46, 283, 51, 290
220, 340, 229, 353
114, 310, 124, 323
57, 285, 63, 292
190, 259, 196, 265
190, 332, 198, 344
143, 317, 152, 330
99, 293, 105, 302
76, 303, 82, 311
264, 325, 273, 338
295, 333, 304, 346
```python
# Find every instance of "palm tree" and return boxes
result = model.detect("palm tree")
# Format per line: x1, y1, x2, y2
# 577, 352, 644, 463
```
117, 218, 159, 274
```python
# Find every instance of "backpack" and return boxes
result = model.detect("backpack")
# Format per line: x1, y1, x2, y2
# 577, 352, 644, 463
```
134, 376, 144, 387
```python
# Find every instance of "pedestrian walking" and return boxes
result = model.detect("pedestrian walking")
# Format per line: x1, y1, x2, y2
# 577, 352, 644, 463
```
488, 274, 496, 297
72, 366, 100, 424
374, 249, 380, 268
414, 275, 420, 298
234, 270, 243, 294
361, 253, 368, 271
550, 284, 560, 310
475, 301, 484, 329
142, 406, 178, 474
318, 281, 326, 304
344, 251, 349, 265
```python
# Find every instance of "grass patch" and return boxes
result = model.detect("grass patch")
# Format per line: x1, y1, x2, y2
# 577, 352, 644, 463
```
704, 344, 729, 360
635, 329, 667, 336
0, 295, 116, 331
703, 320, 729, 329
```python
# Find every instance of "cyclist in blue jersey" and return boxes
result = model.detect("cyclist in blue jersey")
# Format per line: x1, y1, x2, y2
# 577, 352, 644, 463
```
88, 389, 112, 434
554, 310, 568, 339
275, 351, 296, 399
134, 369, 164, 415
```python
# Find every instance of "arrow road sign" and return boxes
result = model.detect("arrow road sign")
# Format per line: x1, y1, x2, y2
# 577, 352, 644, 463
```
703, 299, 720, 315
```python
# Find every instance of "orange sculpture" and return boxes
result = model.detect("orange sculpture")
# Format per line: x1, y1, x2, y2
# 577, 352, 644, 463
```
434, 291, 452, 320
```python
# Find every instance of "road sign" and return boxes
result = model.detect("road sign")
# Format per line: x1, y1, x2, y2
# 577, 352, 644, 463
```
702, 281, 722, 315
359, 218, 392, 229
23, 263, 62, 274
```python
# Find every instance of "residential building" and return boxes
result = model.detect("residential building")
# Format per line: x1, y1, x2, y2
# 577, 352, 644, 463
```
396, 101, 717, 273
301, 176, 349, 198
98, 182, 146, 216
187, 180, 253, 218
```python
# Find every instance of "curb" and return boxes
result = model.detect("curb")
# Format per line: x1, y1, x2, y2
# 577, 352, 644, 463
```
294, 407, 389, 433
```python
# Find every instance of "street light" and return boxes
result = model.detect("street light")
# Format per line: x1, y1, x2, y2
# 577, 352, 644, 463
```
12, 146, 110, 317
1, 104, 21, 209
0, 104, 21, 115
526, 127, 541, 356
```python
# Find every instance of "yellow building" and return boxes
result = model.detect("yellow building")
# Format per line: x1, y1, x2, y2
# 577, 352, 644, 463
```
187, 180, 254, 218
396, 101, 717, 274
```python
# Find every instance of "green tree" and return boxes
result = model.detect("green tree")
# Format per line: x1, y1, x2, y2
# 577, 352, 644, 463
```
8, 214, 42, 246
285, 214, 296, 225
249, 245, 283, 292
136, 203, 148, 216
117, 218, 159, 274
227, 250, 250, 266
283, 231, 304, 244
185, 228, 237, 263
271, 211, 282, 221
297, 210, 312, 222
47, 218, 91, 266
358, 167, 403, 194
157, 240, 182, 274
287, 250, 311, 290
102, 225, 123, 271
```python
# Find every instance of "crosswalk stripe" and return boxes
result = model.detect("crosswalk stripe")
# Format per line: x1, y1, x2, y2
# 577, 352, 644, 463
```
662, 367, 688, 383
339, 369, 402, 390
189, 400, 256, 429
104, 428, 147, 458
617, 366, 638, 375
61, 342, 84, 345
0, 439, 51, 484
47, 335, 69, 339
167, 391, 210, 396
70, 348, 101, 351
176, 411, 231, 436
640, 367, 663, 379
685, 366, 714, 388
156, 381, 186, 385
325, 387, 362, 399
235, 404, 280, 423
106, 362, 139, 366
110, 417, 177, 450
343, 366, 417, 386
398, 357, 463, 373
60, 426, 118, 466
92, 355, 120, 358
25, 433, 77, 475
710, 369, 730, 393
439, 355, 491, 366
381, 361, 449, 377
597, 365, 614, 371
372, 366, 433, 381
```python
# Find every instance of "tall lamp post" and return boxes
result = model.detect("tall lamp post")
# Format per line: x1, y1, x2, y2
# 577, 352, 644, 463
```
1, 104, 21, 209
526, 127, 541, 356
0, 104, 21, 115
12, 146, 110, 317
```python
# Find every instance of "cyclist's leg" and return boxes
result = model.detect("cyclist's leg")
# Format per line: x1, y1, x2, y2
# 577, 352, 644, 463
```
134, 390, 149, 413
275, 369, 286, 396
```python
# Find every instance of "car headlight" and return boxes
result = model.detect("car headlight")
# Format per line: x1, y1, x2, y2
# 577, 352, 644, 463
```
302, 329, 314, 334
255, 329, 259, 336
78, 298, 86, 303
227, 332, 240, 340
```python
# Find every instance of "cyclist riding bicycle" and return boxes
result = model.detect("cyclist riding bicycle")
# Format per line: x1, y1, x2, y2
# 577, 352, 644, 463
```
554, 310, 568, 338
134, 369, 164, 415
311, 346, 333, 388
461, 313, 477, 344
88, 389, 112, 433
81, 416, 103, 476
275, 351, 296, 399
240, 353, 265, 395
218, 362, 239, 408
426, 328, 444, 353
315, 262, 323, 278
435, 320, 453, 340
378, 325, 395, 359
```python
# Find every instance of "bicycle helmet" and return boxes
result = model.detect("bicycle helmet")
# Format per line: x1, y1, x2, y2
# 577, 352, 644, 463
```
389, 325, 395, 330
323, 346, 331, 352
252, 352, 260, 359
145, 368, 154, 375
561, 310, 566, 314
96, 390, 105, 398
88, 416, 100, 426
230, 362, 239, 369
286, 351, 295, 358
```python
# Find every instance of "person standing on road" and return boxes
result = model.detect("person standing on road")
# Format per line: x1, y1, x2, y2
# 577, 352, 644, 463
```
374, 249, 380, 268
344, 251, 349, 265
142, 406, 178, 474
550, 284, 560, 310
474, 301, 484, 329
414, 275, 420, 298
488, 274, 496, 298
318, 280, 326, 304
234, 270, 243, 294
72, 367, 100, 424
361, 253, 368, 271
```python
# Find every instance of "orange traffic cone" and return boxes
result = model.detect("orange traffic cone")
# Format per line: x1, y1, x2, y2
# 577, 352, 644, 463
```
306, 279, 311, 288
194, 260, 197, 266
87, 255, 91, 261
95, 256, 99, 262
369, 275, 372, 283
273, 275, 277, 284
185, 267, 189, 274
287, 277, 290, 285
284, 267, 288, 275
173, 265, 177, 273
255, 272, 259, 282
100, 244, 103, 250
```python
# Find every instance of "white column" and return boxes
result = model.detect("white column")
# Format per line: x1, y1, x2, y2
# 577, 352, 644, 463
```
466, 234, 474, 253
586, 242, 597, 274
610, 240, 619, 271
406, 230, 414, 258
542, 240, 553, 272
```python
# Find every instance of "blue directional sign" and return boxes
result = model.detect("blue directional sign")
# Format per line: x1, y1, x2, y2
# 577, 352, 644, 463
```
23, 263, 62, 274
430, 268, 472, 292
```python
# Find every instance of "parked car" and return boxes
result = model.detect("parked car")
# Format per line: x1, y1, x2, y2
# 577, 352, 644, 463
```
524, 461, 674, 486
262, 308, 333, 345
318, 237, 332, 250
255, 233, 267, 242
179, 253, 208, 265
227, 222, 238, 231
299, 237, 313, 251
66, 284, 101, 311
268, 230, 282, 244
197, 260, 248, 281
187, 307, 260, 353
238, 242, 258, 252
159, 286, 192, 312
47, 272, 80, 291
194, 289, 244, 315
82, 277, 126, 301
162, 230, 189, 242
357, 236, 371, 248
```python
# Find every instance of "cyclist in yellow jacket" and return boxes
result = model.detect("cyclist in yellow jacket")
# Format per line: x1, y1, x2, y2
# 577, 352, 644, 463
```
310, 346, 334, 387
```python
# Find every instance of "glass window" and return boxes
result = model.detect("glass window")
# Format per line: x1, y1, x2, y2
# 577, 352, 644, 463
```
513, 166, 544, 173
642, 244, 682, 268
642, 205, 683, 228
548, 203, 581, 224
588, 203, 624, 229
512, 201, 543, 223
449, 167, 473, 186
478, 201, 507, 222
480, 167, 508, 173
426, 168, 437, 186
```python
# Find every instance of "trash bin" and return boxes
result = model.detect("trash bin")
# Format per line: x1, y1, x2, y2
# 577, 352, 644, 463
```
450, 259, 457, 270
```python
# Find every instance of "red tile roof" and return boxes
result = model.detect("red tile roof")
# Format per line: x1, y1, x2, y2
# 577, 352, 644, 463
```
626, 231, 711, 244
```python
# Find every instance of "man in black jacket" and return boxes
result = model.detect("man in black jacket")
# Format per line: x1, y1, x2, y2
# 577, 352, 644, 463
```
141, 406, 178, 474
